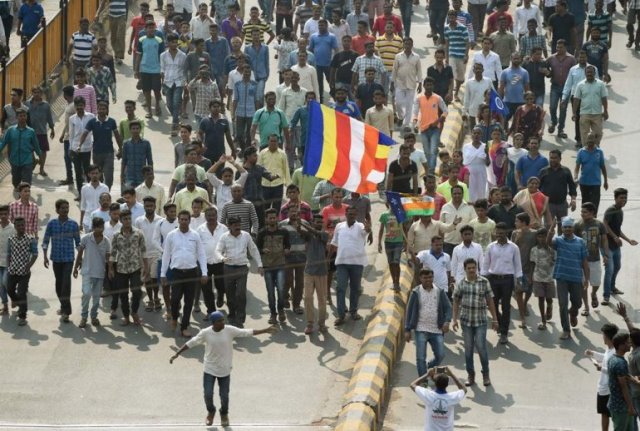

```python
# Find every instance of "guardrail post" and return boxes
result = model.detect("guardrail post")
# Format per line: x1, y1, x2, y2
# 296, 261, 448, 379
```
22, 36, 28, 91
1, 57, 6, 107
62, 0, 68, 59
42, 17, 47, 87
81, 0, 84, 18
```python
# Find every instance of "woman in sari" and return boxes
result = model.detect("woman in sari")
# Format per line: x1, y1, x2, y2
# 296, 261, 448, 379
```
510, 91, 545, 147
477, 103, 503, 143
487, 127, 510, 188
513, 176, 552, 229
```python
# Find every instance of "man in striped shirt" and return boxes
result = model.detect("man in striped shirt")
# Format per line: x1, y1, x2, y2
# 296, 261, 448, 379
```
444, 9, 470, 98
374, 21, 403, 95
66, 18, 97, 75
220, 185, 260, 236
95, 0, 128, 63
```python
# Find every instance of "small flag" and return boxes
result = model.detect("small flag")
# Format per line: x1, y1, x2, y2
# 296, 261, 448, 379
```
303, 101, 395, 193
489, 88, 509, 117
386, 191, 435, 223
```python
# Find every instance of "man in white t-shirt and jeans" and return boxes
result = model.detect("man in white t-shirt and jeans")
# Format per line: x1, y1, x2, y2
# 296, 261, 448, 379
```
410, 366, 467, 431
170, 311, 277, 427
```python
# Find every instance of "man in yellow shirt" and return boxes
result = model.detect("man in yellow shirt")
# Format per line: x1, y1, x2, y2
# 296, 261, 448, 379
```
173, 173, 211, 213
258, 134, 290, 213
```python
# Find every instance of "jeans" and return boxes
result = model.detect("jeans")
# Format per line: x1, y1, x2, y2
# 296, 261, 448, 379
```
224, 265, 249, 324
316, 65, 331, 103
63, 140, 74, 183
398, 0, 413, 37
117, 270, 142, 318
627, 9, 640, 45
256, 79, 266, 105
535, 94, 545, 107
336, 264, 363, 319
259, 0, 272, 20
462, 324, 489, 375
580, 184, 601, 214
604, 247, 622, 299
556, 279, 583, 332
263, 185, 283, 213
414, 331, 445, 376
70, 150, 91, 193
92, 152, 114, 189
264, 268, 286, 315
420, 127, 441, 175
549, 84, 567, 131
489, 274, 514, 336
53, 262, 73, 316
10, 164, 32, 189
234, 116, 253, 152
203, 373, 230, 415
429, 6, 448, 41
81, 277, 103, 319
164, 84, 184, 127
171, 267, 198, 330
7, 273, 30, 319
0, 266, 7, 304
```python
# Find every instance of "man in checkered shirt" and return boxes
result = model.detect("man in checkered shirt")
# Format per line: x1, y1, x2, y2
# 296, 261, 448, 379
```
451, 257, 499, 387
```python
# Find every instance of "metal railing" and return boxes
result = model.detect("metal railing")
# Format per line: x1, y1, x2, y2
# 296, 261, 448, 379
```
0, 0, 100, 106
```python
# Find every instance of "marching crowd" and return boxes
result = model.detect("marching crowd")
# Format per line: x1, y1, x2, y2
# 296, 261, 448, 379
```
0, 0, 639, 428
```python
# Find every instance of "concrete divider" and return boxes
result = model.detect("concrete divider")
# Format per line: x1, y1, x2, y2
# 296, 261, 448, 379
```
336, 92, 467, 430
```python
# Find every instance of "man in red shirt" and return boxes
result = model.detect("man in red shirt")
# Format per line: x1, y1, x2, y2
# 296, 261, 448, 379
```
486, 0, 513, 35
371, 3, 403, 36
128, 2, 151, 57
351, 20, 376, 55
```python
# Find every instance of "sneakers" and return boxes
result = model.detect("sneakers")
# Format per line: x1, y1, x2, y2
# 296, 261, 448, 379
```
483, 374, 491, 386
499, 334, 508, 344
278, 312, 287, 323
91, 318, 100, 326
79, 318, 87, 328
612, 288, 624, 295
548, 124, 556, 134
61, 314, 70, 323
18, 318, 27, 326
334, 317, 345, 326
465, 374, 475, 386
293, 306, 304, 315
268, 314, 277, 325
221, 414, 230, 427
350, 313, 362, 321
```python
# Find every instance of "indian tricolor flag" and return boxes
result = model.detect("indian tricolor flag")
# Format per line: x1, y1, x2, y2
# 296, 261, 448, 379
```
386, 191, 435, 223
302, 101, 395, 193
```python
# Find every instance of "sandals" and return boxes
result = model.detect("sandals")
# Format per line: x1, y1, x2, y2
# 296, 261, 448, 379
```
591, 294, 598, 309
581, 310, 589, 317
537, 322, 546, 330
559, 332, 571, 340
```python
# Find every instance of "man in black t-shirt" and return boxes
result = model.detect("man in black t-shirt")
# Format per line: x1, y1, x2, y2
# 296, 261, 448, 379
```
487, 186, 524, 237
602, 188, 638, 303
427, 48, 454, 104
549, 1, 577, 53
329, 35, 359, 98
386, 144, 418, 194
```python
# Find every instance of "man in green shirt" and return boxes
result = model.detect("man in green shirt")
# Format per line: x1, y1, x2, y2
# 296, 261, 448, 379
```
378, 207, 405, 290
0, 108, 40, 192
250, 91, 291, 148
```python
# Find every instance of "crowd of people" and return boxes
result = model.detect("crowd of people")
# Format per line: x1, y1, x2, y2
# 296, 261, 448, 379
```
0, 0, 639, 428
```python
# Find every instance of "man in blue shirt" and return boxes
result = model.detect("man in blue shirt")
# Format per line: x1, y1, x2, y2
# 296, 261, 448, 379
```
515, 136, 548, 188
575, 132, 608, 214
205, 24, 230, 92
135, 21, 166, 119
122, 121, 153, 188
309, 19, 338, 103
546, 216, 588, 340
83, 101, 122, 190
232, 65, 259, 153
332, 87, 362, 119
42, 199, 81, 323
17, 0, 43, 41
290, 91, 317, 158
244, 29, 270, 108
499, 52, 530, 124
0, 108, 40, 191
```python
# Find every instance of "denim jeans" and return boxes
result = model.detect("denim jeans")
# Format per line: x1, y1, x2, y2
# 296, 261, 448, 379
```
164, 84, 184, 127
10, 164, 33, 189
549, 84, 567, 131
0, 266, 7, 304
203, 373, 230, 415
604, 247, 622, 299
398, 0, 413, 37
336, 264, 363, 318
92, 152, 114, 190
53, 261, 73, 315
234, 116, 253, 151
414, 331, 445, 376
63, 140, 74, 183
429, 6, 448, 41
420, 127, 441, 175
81, 277, 103, 319
556, 279, 583, 332
535, 94, 545, 107
264, 268, 286, 315
462, 324, 489, 375
256, 79, 266, 105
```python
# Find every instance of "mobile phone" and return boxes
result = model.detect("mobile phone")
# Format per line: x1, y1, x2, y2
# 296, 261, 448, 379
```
436, 366, 446, 374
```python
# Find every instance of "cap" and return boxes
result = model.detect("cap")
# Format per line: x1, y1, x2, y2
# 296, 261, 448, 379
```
208, 311, 225, 322
561, 217, 574, 228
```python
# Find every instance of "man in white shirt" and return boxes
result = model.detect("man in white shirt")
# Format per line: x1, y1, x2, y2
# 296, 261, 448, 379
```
134, 196, 163, 313
80, 164, 109, 228
410, 366, 467, 431
160, 34, 188, 135
69, 96, 96, 194
161, 210, 209, 337
392, 38, 422, 129
135, 165, 166, 216
216, 216, 263, 328
467, 37, 502, 84
190, 3, 215, 40
416, 236, 452, 293
153, 202, 178, 318
197, 206, 229, 312
450, 225, 484, 284
440, 186, 477, 256
514, 0, 542, 38
331, 206, 371, 326
170, 311, 276, 427
291, 51, 319, 99
481, 222, 523, 344
463, 62, 494, 129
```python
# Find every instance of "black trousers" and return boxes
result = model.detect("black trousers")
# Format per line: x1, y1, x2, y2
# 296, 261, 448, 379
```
224, 265, 249, 324
489, 274, 514, 336
70, 150, 91, 193
7, 273, 29, 319
53, 262, 73, 315
203, 263, 225, 313
171, 268, 199, 330
580, 184, 602, 215
117, 270, 142, 317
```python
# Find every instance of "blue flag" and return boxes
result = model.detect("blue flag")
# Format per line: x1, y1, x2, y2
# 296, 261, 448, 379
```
489, 88, 509, 117
386, 191, 407, 224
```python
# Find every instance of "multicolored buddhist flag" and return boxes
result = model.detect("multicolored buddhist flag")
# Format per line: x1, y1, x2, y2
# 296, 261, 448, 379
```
302, 101, 395, 193
386, 192, 435, 223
